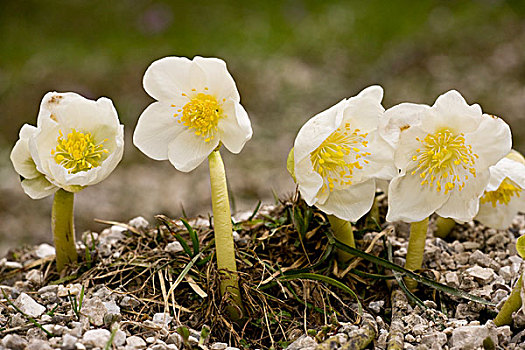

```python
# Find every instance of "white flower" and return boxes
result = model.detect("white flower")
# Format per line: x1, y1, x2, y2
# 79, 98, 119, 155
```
293, 86, 396, 221
10, 92, 124, 199
475, 151, 525, 229
133, 56, 253, 172
385, 90, 512, 223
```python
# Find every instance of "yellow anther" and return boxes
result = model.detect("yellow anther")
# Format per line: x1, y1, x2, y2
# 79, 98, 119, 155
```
480, 179, 522, 207
180, 93, 223, 141
52, 129, 108, 174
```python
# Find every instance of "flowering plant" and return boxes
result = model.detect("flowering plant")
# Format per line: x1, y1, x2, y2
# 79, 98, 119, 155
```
291, 85, 395, 259
384, 90, 511, 289
475, 150, 525, 229
133, 56, 252, 320
10, 91, 124, 271
133, 56, 252, 172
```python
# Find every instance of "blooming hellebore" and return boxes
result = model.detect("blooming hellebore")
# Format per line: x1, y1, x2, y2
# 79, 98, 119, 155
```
133, 56, 252, 172
133, 56, 253, 320
384, 90, 511, 288
475, 150, 525, 229
292, 85, 396, 258
294, 86, 395, 221
10, 91, 124, 271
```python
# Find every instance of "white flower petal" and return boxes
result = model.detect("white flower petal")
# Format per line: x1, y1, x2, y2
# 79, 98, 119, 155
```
143, 56, 196, 101
10, 124, 40, 179
294, 99, 346, 163
21, 175, 58, 199
342, 93, 383, 133
387, 174, 449, 222
167, 130, 219, 172
467, 114, 512, 170
476, 198, 519, 230
436, 170, 489, 222
133, 102, 186, 160
194, 56, 240, 101
218, 100, 253, 154
295, 155, 324, 205
381, 102, 430, 147
316, 180, 376, 222
422, 90, 482, 134
354, 85, 383, 101
357, 132, 397, 182
392, 125, 427, 173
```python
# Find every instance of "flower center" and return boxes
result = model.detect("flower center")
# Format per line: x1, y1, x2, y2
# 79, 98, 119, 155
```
411, 128, 478, 194
51, 129, 108, 174
480, 179, 522, 207
177, 93, 223, 143
310, 123, 370, 193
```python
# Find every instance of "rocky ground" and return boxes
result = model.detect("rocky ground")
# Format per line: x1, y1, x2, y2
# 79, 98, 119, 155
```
0, 198, 524, 349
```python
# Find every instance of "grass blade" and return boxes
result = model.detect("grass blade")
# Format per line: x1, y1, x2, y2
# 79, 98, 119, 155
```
180, 217, 199, 256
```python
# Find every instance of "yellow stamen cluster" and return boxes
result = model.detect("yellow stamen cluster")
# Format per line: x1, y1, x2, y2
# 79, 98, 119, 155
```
51, 129, 109, 174
176, 91, 224, 143
310, 123, 370, 193
480, 179, 522, 207
411, 128, 478, 194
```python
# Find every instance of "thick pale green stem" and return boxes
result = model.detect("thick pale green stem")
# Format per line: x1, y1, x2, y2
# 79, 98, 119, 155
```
404, 217, 429, 290
208, 150, 244, 320
328, 215, 355, 262
51, 189, 78, 272
435, 217, 456, 238
494, 274, 523, 326
368, 197, 380, 226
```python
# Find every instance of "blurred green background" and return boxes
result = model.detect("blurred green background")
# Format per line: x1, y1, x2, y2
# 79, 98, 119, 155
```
1, 0, 524, 254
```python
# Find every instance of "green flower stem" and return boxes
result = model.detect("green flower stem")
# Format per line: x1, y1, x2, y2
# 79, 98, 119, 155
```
494, 274, 523, 326
404, 217, 429, 290
435, 217, 456, 238
51, 189, 78, 272
208, 149, 244, 320
369, 197, 380, 225
328, 215, 355, 262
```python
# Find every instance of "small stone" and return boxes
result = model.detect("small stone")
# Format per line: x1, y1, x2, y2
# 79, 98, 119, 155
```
405, 334, 416, 342
2, 334, 28, 350
14, 292, 46, 318
103, 300, 121, 325
368, 300, 384, 313
38, 285, 58, 303
146, 336, 156, 344
3, 261, 23, 269
165, 241, 183, 254
462, 241, 481, 250
466, 266, 495, 282
450, 324, 498, 349
421, 332, 447, 350
114, 330, 127, 346
120, 296, 140, 308
153, 312, 173, 326
285, 335, 317, 349
26, 269, 44, 285
129, 216, 149, 229
26, 339, 53, 350
82, 297, 106, 326
35, 243, 56, 258
57, 283, 83, 298
166, 332, 183, 347
62, 334, 78, 350
499, 266, 513, 283
210, 343, 228, 350
75, 343, 86, 350
225, 348, 240, 350
127, 335, 147, 348
83, 329, 111, 348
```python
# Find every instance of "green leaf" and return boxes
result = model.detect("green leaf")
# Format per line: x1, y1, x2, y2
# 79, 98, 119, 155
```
516, 235, 525, 259
328, 231, 495, 306
278, 272, 362, 315
180, 217, 199, 256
